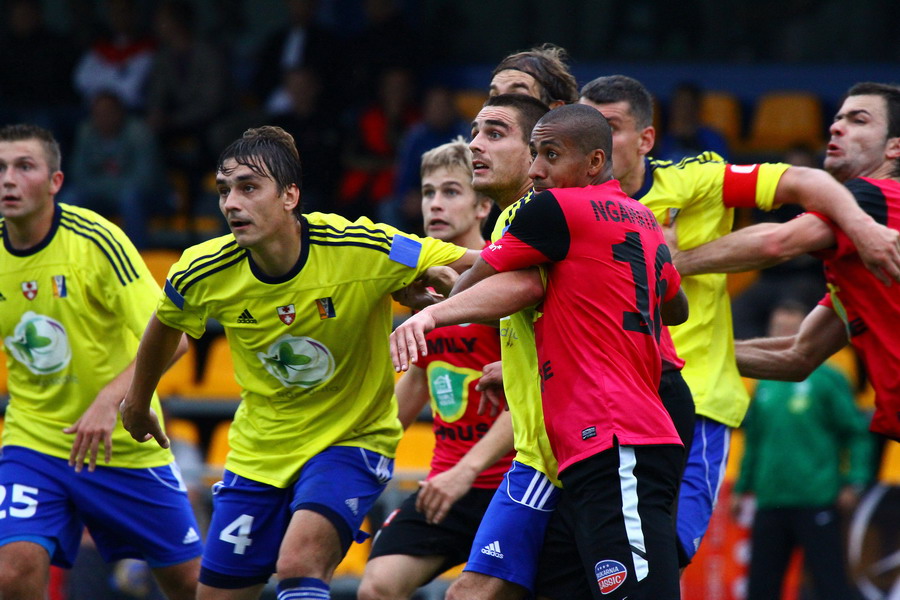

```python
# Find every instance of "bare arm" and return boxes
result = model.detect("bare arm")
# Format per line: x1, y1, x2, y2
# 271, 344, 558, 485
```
395, 365, 430, 429
66, 332, 188, 471
670, 214, 835, 276
119, 314, 186, 448
735, 305, 848, 381
445, 249, 482, 274
661, 288, 689, 326
775, 166, 900, 284
449, 256, 505, 296
416, 411, 514, 524
391, 268, 545, 371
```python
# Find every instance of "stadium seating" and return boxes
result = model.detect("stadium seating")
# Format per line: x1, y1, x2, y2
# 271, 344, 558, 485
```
743, 91, 825, 153
140, 249, 181, 287
157, 341, 198, 398
453, 90, 488, 121
181, 336, 242, 399
393, 420, 435, 487
205, 419, 231, 485
700, 91, 743, 149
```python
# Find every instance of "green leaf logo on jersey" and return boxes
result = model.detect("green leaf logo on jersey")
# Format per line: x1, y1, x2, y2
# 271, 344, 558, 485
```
426, 362, 480, 423
5, 311, 72, 375
257, 334, 335, 388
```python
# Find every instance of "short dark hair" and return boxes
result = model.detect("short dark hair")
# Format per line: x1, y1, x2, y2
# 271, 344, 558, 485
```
846, 82, 900, 177
217, 126, 303, 220
537, 104, 613, 160
493, 44, 579, 106
0, 123, 61, 173
483, 94, 551, 144
580, 75, 655, 129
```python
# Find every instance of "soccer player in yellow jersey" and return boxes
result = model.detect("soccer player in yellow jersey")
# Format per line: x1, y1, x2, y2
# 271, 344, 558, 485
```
427, 94, 556, 600
578, 75, 900, 566
120, 126, 471, 600
0, 124, 201, 600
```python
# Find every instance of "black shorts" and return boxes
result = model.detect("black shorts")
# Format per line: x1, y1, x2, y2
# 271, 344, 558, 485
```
368, 485, 496, 579
659, 368, 695, 568
536, 442, 683, 600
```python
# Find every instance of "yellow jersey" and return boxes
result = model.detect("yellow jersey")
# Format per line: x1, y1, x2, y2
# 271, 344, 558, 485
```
157, 213, 466, 487
0, 203, 171, 467
492, 193, 560, 486
635, 153, 789, 427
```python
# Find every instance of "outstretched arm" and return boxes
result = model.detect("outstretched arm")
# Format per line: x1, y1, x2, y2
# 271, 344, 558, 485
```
391, 268, 544, 371
119, 314, 186, 448
735, 304, 848, 381
395, 365, 430, 429
775, 166, 900, 284
66, 333, 188, 471
669, 213, 834, 277
416, 410, 513, 524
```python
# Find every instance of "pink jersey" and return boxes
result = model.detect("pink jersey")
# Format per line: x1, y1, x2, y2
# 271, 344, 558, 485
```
417, 322, 513, 487
811, 177, 900, 440
481, 181, 683, 473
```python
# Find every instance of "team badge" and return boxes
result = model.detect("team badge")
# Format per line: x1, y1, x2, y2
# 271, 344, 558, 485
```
315, 297, 336, 320
277, 304, 296, 325
52, 275, 67, 298
21, 280, 38, 300
595, 559, 628, 595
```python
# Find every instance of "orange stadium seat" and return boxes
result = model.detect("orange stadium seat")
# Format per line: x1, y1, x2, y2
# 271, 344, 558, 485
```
454, 90, 488, 121
166, 417, 201, 447
393, 421, 435, 489
157, 341, 198, 398
744, 92, 825, 153
182, 336, 241, 400
140, 249, 181, 287
333, 517, 373, 578
0, 350, 8, 397
205, 419, 231, 484
700, 91, 743, 149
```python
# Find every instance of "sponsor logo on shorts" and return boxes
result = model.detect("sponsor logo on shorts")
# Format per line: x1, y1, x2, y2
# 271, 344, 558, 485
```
481, 541, 504, 559
183, 527, 200, 544
595, 559, 628, 595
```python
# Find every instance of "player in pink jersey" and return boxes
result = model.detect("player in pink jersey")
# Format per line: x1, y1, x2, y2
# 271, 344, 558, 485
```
667, 81, 900, 442
391, 104, 688, 600
358, 138, 515, 600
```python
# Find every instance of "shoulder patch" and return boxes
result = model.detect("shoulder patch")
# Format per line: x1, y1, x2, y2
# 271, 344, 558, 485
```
389, 234, 422, 268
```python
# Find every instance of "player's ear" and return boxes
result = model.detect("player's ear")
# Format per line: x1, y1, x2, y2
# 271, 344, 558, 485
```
49, 170, 64, 196
639, 125, 655, 156
587, 149, 606, 177
283, 183, 300, 213
886, 136, 900, 160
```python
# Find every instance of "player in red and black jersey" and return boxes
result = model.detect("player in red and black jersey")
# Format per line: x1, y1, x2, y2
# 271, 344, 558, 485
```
391, 104, 689, 600
358, 138, 515, 600
669, 82, 900, 441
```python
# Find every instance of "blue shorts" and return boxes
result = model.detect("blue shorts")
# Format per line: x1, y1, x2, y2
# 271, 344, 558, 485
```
201, 445, 392, 587
676, 416, 731, 560
464, 461, 560, 592
0, 446, 202, 569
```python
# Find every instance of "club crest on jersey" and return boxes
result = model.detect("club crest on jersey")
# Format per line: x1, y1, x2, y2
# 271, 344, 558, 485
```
52, 275, 67, 298
277, 304, 296, 325
21, 280, 38, 300
315, 297, 336, 319
595, 560, 628, 595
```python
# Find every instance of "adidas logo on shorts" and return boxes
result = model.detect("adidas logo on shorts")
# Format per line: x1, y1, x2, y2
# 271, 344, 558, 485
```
183, 527, 200, 544
345, 497, 359, 516
481, 541, 504, 559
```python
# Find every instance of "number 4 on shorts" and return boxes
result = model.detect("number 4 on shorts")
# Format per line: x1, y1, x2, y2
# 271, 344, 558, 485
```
219, 514, 254, 554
